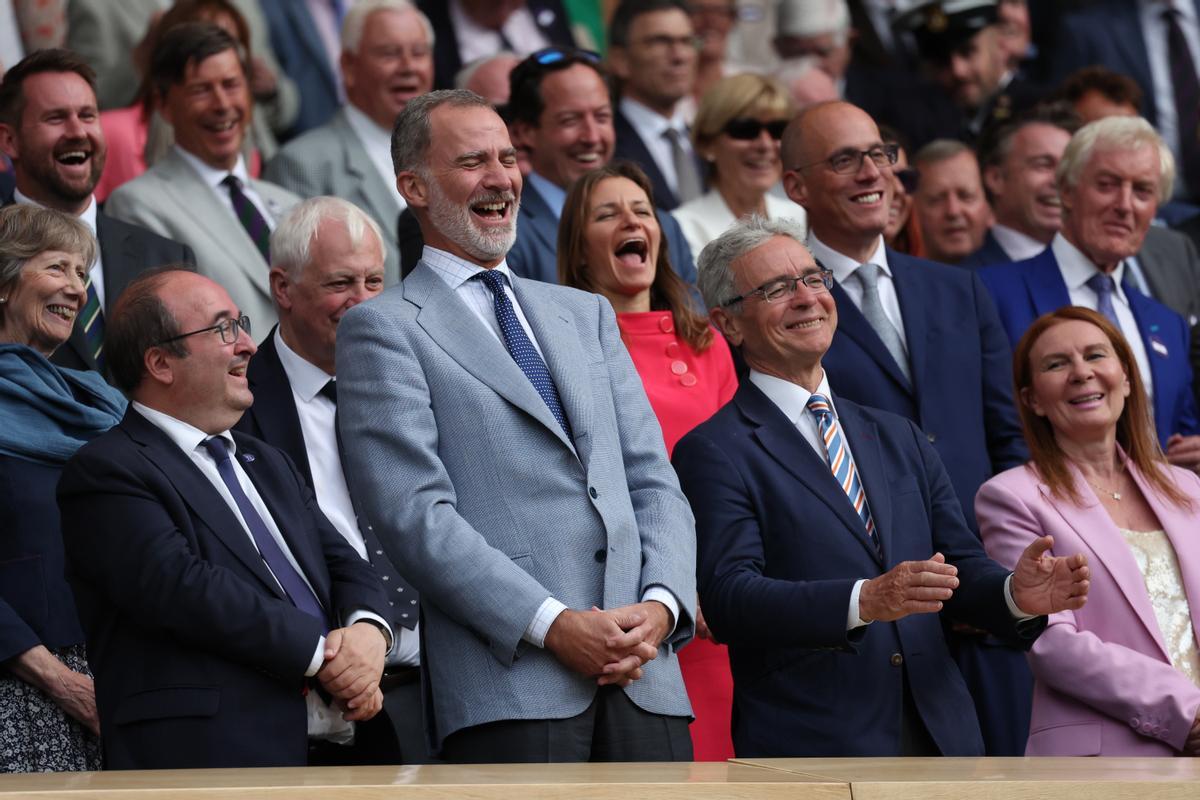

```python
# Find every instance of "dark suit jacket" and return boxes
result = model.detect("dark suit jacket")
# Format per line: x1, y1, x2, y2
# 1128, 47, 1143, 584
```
613, 109, 706, 212
234, 330, 313, 485
418, 0, 575, 90
258, 0, 340, 137
57, 408, 390, 770
823, 249, 1027, 531
673, 384, 1040, 757
979, 247, 1200, 446
961, 228, 1013, 270
505, 181, 698, 285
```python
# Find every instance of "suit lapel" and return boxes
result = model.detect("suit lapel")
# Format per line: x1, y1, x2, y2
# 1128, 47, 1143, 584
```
1145, 467, 1200, 646
1125, 288, 1173, 434
1028, 249, 1073, 316
521, 186, 560, 262
888, 251, 928, 397
406, 264, 575, 450
245, 330, 313, 485
335, 112, 399, 230
838, 401, 893, 566
739, 384, 884, 566
122, 409, 288, 602
830, 280, 912, 392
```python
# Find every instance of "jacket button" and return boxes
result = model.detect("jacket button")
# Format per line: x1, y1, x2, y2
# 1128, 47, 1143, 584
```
890, 653, 903, 667
1141, 723, 1153, 734
595, 549, 607, 563
926, 432, 936, 443
589, 486, 599, 499
1130, 717, 1140, 728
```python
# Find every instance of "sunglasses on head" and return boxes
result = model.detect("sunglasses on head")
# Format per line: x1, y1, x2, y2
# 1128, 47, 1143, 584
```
722, 117, 788, 141
895, 166, 919, 194
529, 46, 601, 66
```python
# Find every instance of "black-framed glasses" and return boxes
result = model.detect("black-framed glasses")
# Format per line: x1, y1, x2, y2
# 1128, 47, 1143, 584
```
793, 143, 899, 174
895, 166, 919, 193
158, 314, 251, 346
723, 117, 788, 141
722, 268, 834, 307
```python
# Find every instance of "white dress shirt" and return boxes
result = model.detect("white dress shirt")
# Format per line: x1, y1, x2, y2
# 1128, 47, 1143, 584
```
273, 329, 420, 667
448, 0, 550, 64
174, 146, 277, 233
342, 103, 407, 214
1139, 0, 1200, 196
618, 96, 694, 197
1052, 233, 1155, 403
13, 190, 106, 308
991, 224, 1048, 262
421, 245, 681, 644
130, 402, 391, 741
808, 233, 908, 351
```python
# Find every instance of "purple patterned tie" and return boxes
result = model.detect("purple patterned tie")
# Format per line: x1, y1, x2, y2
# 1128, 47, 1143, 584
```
222, 175, 271, 263
1086, 272, 1120, 327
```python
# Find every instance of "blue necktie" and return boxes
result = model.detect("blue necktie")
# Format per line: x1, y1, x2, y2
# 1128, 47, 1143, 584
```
1086, 272, 1120, 327
474, 269, 573, 439
202, 436, 328, 630
807, 394, 883, 559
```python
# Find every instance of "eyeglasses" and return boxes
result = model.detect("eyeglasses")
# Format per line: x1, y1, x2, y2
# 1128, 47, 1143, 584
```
722, 268, 834, 307
895, 166, 919, 194
723, 117, 788, 141
158, 314, 251, 346
793, 143, 899, 174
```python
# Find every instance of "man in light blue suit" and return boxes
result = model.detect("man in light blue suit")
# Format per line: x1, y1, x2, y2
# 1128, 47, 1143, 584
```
979, 116, 1200, 470
336, 89, 695, 763
505, 47, 696, 286
781, 100, 1031, 757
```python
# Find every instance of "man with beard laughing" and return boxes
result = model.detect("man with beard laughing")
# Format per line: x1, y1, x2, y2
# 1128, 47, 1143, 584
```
0, 49, 194, 380
336, 89, 696, 763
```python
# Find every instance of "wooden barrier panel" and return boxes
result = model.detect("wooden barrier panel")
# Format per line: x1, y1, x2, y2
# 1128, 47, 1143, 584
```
734, 757, 1200, 800
0, 762, 848, 800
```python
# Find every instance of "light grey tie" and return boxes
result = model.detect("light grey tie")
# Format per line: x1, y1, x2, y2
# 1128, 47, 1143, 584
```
853, 263, 911, 383
663, 127, 703, 204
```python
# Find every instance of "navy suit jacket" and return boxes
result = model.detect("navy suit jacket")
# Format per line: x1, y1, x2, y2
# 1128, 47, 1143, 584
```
57, 408, 390, 770
673, 384, 1040, 757
980, 248, 1200, 446
822, 249, 1027, 530
258, 0, 340, 137
613, 110, 705, 212
234, 330, 315, 486
506, 181, 698, 285
960, 228, 1013, 271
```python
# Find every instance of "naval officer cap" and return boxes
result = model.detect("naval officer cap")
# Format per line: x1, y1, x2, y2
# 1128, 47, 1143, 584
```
893, 0, 998, 63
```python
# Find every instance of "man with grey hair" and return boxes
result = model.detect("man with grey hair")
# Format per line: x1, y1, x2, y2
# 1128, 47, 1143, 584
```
266, 0, 435, 285
980, 116, 1200, 470
233, 196, 427, 764
336, 89, 696, 763
674, 214, 1089, 757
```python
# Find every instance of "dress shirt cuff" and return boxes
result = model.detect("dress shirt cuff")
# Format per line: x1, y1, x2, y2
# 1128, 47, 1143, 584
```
847, 579, 872, 630
1004, 574, 1038, 620
641, 585, 681, 636
306, 635, 326, 677
388, 623, 421, 668
524, 597, 568, 647
346, 610, 394, 652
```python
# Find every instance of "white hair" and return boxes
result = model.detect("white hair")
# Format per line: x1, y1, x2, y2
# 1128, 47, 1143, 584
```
696, 214, 812, 311
269, 197, 385, 283
776, 0, 850, 39
341, 0, 434, 53
1057, 115, 1175, 204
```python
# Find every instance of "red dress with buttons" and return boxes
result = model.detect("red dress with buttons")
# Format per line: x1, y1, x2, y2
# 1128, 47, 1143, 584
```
617, 310, 738, 761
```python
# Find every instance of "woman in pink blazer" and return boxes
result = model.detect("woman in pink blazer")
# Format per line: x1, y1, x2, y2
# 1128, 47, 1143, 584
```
978, 306, 1200, 756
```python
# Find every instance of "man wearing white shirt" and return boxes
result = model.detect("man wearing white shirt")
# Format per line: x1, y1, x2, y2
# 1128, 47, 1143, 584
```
608, 0, 704, 210
267, 0, 434, 285
673, 214, 1089, 757
106, 23, 300, 334
234, 196, 429, 763
57, 268, 391, 769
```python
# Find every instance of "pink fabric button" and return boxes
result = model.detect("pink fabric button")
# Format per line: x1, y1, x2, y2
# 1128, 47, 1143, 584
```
665, 341, 680, 358
671, 360, 688, 375
680, 373, 698, 387
658, 315, 674, 333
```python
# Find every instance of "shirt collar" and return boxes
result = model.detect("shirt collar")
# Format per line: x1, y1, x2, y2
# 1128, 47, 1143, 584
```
748, 368, 836, 425
420, 245, 515, 291
527, 171, 567, 219
807, 233, 891, 284
273, 327, 334, 403
619, 96, 687, 138
1051, 232, 1130, 303
131, 400, 235, 457
12, 189, 97, 235
173, 145, 250, 193
990, 224, 1048, 262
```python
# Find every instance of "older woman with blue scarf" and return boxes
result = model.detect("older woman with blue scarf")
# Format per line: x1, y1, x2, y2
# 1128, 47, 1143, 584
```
0, 205, 126, 773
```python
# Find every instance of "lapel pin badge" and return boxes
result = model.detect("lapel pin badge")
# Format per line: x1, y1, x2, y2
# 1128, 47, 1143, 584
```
1149, 335, 1168, 358
241, 452, 256, 463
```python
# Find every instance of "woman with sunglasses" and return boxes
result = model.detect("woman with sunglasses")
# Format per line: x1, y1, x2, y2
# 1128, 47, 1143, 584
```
673, 74, 806, 258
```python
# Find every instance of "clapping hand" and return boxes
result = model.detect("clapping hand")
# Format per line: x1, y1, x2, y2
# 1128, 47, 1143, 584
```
1011, 535, 1090, 615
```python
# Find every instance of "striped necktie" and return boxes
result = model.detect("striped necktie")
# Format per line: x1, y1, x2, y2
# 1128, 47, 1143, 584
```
80, 276, 105, 372
807, 393, 882, 558
223, 174, 271, 263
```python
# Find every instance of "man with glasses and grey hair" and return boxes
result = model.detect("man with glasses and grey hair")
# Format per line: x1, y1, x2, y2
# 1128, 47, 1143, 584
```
674, 214, 1090, 757
781, 99, 1031, 755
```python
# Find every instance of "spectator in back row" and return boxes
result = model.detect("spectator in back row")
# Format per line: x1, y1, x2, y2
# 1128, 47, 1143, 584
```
910, 139, 991, 266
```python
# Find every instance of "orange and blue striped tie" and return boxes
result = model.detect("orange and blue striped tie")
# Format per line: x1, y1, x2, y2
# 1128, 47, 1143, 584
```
807, 393, 881, 558
81, 276, 105, 372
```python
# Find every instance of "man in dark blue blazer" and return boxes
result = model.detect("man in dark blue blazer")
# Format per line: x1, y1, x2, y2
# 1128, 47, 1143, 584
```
506, 48, 696, 285
978, 117, 1200, 469
780, 100, 1032, 756
674, 215, 1089, 757
259, 0, 341, 137
57, 270, 392, 770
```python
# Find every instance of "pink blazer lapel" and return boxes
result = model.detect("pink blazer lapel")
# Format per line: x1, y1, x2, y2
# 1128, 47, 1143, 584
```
1037, 463, 1172, 662
1131, 463, 1200, 648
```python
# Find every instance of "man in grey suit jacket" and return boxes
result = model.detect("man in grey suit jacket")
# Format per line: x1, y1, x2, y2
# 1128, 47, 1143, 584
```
105, 23, 299, 332
265, 1, 435, 286
337, 90, 695, 763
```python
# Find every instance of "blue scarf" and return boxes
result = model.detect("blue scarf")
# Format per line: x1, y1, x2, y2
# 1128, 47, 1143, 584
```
0, 344, 127, 466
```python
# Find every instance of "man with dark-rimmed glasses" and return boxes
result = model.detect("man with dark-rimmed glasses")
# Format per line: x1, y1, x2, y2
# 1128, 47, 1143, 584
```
673, 214, 1089, 758
781, 99, 1032, 756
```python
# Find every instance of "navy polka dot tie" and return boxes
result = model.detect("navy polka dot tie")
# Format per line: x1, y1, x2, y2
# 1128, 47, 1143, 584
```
475, 270, 572, 439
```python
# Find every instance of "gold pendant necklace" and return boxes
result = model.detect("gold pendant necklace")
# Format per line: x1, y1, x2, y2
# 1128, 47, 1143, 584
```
1089, 482, 1122, 501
